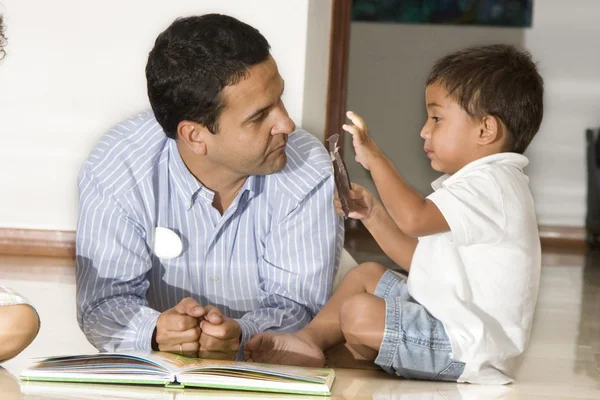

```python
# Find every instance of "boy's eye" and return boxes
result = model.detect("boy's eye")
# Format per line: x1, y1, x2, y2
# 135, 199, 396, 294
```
431, 116, 440, 123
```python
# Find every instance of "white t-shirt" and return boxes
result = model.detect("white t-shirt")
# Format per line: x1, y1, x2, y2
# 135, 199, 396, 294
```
407, 153, 541, 384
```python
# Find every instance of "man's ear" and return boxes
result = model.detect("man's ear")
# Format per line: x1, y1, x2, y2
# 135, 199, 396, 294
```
477, 115, 502, 146
177, 120, 209, 156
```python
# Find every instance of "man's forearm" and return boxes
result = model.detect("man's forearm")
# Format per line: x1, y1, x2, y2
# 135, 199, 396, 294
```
362, 204, 418, 271
368, 154, 427, 235
80, 298, 160, 353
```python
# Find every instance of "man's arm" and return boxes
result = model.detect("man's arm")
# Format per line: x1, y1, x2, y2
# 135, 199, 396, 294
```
76, 166, 160, 352
235, 175, 344, 358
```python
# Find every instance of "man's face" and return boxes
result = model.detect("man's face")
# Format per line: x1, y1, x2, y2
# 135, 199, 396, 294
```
203, 56, 296, 176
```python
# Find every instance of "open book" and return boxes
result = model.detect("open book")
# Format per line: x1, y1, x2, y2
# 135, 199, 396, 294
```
19, 352, 335, 396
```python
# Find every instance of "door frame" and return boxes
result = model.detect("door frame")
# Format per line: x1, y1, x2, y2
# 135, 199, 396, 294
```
324, 0, 352, 156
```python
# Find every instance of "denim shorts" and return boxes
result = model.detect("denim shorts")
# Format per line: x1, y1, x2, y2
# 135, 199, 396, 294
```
373, 269, 465, 381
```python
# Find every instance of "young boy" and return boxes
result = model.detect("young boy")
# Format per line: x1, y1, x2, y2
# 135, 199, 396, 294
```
244, 44, 544, 384
0, 16, 41, 363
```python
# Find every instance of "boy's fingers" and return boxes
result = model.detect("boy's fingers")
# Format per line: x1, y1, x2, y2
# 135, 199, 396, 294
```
348, 189, 362, 200
342, 124, 364, 143
346, 111, 367, 131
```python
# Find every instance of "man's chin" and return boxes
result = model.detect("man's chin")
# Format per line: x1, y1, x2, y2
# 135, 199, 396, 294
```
270, 153, 287, 173
261, 153, 287, 175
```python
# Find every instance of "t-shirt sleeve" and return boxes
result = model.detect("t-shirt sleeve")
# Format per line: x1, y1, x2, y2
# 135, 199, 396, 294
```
427, 170, 506, 247
0, 286, 34, 307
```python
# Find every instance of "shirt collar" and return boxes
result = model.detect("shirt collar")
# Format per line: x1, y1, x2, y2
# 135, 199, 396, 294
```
168, 139, 261, 210
431, 153, 529, 190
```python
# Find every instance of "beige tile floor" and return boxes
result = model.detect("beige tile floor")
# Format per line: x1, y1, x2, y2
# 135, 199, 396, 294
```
0, 250, 599, 399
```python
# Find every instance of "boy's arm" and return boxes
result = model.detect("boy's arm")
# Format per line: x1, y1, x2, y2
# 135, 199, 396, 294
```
361, 201, 418, 271
336, 184, 417, 271
369, 155, 449, 237
343, 111, 449, 237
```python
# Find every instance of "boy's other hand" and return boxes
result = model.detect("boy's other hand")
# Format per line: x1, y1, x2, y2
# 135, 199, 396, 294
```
334, 183, 379, 221
343, 111, 382, 170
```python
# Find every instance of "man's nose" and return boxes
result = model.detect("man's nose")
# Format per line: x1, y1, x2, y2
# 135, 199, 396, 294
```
272, 103, 296, 135
273, 116, 296, 136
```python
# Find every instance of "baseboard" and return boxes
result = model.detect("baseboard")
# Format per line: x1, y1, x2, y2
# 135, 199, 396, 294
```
345, 220, 587, 250
538, 225, 587, 249
0, 228, 76, 258
0, 224, 588, 259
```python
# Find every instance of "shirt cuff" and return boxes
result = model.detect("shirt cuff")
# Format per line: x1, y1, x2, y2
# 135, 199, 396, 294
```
135, 310, 161, 352
234, 318, 261, 361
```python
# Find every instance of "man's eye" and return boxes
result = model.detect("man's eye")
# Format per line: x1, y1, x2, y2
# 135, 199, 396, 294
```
253, 111, 267, 123
431, 116, 440, 122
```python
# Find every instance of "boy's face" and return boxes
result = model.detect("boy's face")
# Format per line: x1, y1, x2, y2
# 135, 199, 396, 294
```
420, 83, 482, 175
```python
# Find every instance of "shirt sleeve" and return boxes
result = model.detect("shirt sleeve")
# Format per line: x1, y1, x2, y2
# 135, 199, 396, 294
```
0, 286, 34, 307
76, 166, 159, 352
234, 174, 344, 359
427, 170, 506, 247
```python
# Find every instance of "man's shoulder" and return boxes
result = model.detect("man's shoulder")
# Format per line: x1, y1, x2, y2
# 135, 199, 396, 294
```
272, 129, 333, 202
80, 110, 168, 195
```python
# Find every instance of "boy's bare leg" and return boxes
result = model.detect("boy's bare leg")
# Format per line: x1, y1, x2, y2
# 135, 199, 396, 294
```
244, 263, 387, 367
324, 292, 386, 369
324, 343, 380, 369
0, 304, 40, 362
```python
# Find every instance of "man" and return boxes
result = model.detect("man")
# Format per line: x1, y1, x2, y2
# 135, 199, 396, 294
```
76, 13, 344, 361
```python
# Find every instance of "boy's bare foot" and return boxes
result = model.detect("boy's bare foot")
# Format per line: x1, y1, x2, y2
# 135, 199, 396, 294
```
244, 331, 326, 368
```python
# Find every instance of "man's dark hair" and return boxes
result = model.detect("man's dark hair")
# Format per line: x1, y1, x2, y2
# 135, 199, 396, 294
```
0, 15, 7, 60
146, 14, 271, 139
426, 44, 544, 154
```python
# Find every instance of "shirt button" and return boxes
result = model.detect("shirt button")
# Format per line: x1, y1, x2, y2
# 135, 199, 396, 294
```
211, 275, 219, 281
186, 201, 192, 208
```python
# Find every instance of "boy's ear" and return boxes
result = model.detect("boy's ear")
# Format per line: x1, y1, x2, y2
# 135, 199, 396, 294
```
477, 115, 502, 146
177, 120, 209, 156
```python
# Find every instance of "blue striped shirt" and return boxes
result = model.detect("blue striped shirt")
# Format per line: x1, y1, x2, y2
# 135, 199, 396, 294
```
76, 110, 344, 357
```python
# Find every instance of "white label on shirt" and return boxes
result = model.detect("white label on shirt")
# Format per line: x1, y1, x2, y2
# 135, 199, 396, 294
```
153, 227, 183, 259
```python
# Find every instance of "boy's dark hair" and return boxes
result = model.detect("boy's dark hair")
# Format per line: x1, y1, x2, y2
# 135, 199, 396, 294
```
0, 15, 6, 60
146, 14, 271, 139
426, 44, 544, 154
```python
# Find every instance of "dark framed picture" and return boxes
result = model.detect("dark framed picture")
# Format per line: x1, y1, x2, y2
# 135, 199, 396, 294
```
352, 0, 533, 27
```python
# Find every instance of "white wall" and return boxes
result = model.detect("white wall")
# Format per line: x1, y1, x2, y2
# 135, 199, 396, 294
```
301, 0, 333, 141
0, 0, 332, 231
346, 0, 600, 227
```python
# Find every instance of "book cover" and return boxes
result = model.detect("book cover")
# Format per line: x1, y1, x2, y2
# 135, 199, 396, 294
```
19, 352, 335, 396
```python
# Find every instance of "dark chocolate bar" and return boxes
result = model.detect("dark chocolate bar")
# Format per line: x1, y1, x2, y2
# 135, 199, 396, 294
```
327, 133, 352, 218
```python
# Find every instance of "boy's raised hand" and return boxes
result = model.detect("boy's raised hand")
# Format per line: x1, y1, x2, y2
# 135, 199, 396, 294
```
342, 111, 382, 171
334, 183, 379, 221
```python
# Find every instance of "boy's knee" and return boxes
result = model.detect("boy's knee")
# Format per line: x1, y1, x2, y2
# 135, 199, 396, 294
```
346, 262, 387, 293
0, 304, 40, 361
339, 293, 381, 343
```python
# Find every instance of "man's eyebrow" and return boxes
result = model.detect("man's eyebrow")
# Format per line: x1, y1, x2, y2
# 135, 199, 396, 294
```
427, 102, 443, 109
